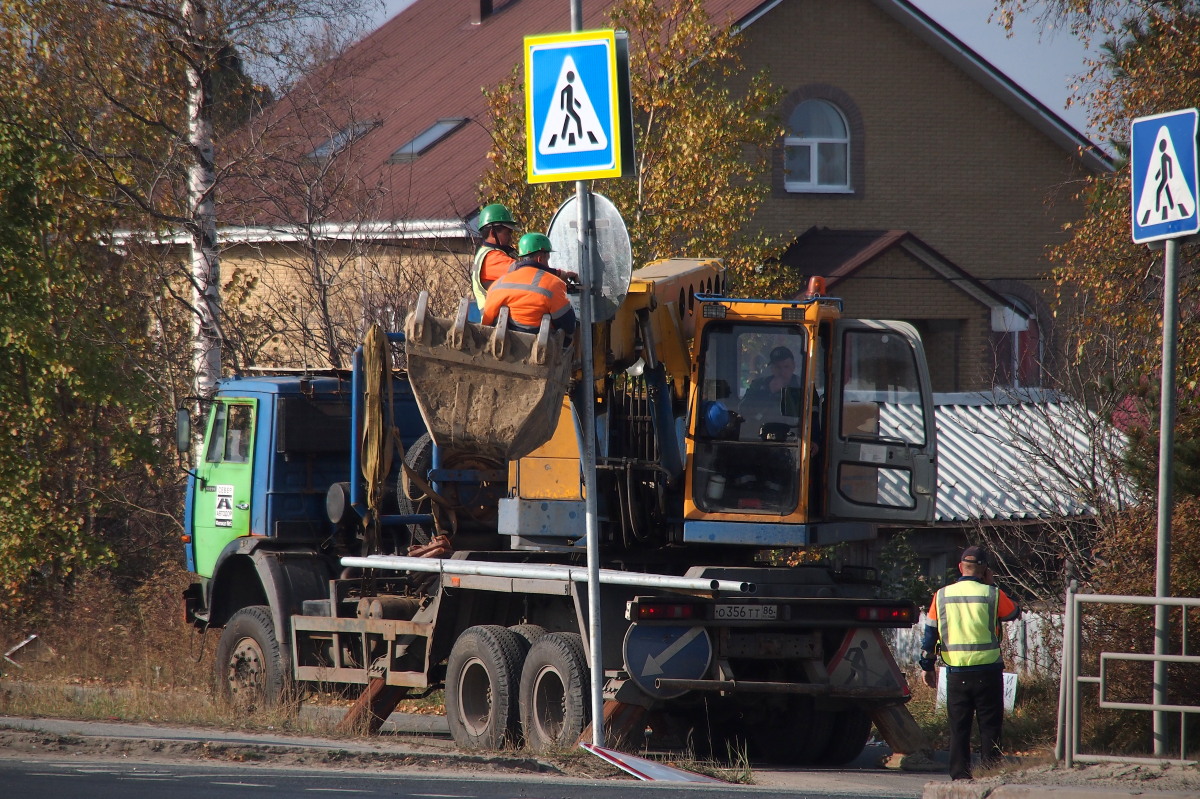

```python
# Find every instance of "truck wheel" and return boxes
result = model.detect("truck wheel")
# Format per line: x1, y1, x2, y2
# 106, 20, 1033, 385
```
396, 432, 435, 545
821, 708, 873, 765
445, 625, 526, 749
750, 696, 831, 765
519, 632, 590, 752
508, 623, 547, 648
214, 605, 286, 710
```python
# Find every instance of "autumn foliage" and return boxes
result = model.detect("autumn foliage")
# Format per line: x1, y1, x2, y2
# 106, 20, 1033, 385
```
479, 0, 785, 289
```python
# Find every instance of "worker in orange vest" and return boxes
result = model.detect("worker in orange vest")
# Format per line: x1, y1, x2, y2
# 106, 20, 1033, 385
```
470, 203, 519, 307
482, 232, 576, 340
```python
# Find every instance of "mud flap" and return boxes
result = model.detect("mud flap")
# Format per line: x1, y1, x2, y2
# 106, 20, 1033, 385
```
404, 293, 573, 461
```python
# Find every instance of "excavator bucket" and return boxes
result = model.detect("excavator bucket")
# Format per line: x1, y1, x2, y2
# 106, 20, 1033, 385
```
403, 293, 574, 461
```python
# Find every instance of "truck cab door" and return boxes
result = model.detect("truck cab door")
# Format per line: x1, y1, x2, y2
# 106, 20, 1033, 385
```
824, 320, 936, 524
192, 398, 258, 578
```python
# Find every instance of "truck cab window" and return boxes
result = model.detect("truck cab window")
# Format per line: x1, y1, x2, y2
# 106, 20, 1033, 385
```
205, 402, 254, 464
694, 322, 806, 514
224, 404, 254, 463
204, 403, 228, 463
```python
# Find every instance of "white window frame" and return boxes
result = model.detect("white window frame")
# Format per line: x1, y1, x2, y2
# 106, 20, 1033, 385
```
307, 120, 380, 161
784, 100, 852, 194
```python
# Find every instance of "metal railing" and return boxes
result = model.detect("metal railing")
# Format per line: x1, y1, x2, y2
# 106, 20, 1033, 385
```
1057, 582, 1200, 766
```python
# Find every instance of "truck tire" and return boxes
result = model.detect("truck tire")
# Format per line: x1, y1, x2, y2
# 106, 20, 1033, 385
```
445, 625, 526, 750
749, 696, 832, 765
821, 707, 873, 765
396, 432, 435, 545
519, 632, 590, 752
508, 624, 548, 648
214, 605, 286, 710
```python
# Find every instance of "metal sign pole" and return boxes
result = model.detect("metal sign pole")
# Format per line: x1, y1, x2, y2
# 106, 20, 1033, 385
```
569, 0, 605, 749
1130, 110, 1195, 757
1153, 236, 1179, 756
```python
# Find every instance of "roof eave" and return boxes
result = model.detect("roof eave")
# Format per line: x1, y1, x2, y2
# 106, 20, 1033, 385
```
869, 0, 1113, 173
109, 219, 473, 248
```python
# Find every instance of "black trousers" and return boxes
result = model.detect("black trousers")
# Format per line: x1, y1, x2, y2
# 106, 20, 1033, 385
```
946, 667, 1004, 780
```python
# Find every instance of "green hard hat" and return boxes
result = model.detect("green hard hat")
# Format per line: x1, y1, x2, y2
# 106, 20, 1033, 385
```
518, 232, 553, 256
478, 203, 516, 229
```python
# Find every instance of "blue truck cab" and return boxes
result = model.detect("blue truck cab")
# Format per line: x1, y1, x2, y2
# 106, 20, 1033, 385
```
181, 369, 426, 631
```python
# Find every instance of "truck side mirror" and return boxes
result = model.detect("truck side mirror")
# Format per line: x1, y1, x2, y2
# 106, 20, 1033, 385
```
175, 407, 191, 452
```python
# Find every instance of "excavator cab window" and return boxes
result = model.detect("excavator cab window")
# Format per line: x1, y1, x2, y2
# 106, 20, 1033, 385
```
693, 322, 807, 514
825, 321, 936, 521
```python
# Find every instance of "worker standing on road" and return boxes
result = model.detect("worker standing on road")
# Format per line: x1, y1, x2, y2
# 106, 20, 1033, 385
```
920, 546, 1021, 781
482, 232, 577, 340
470, 203, 519, 307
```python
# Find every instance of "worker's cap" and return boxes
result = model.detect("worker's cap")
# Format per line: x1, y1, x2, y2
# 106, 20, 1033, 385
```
769, 346, 795, 364
961, 546, 988, 566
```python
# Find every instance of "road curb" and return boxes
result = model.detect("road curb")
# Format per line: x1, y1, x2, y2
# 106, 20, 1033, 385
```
0, 715, 557, 775
923, 780, 1200, 799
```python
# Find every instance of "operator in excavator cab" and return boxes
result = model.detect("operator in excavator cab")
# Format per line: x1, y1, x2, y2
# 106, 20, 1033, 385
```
470, 203, 520, 307
481, 232, 578, 343
740, 345, 804, 431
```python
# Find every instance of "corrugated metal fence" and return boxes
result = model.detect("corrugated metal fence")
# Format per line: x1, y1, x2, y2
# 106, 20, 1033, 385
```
887, 611, 1062, 675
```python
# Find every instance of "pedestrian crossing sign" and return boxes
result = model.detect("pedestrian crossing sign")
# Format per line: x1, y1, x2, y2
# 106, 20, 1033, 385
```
1131, 108, 1200, 244
525, 29, 634, 183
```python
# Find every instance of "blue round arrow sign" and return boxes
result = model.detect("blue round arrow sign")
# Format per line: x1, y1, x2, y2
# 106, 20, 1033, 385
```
622, 623, 713, 699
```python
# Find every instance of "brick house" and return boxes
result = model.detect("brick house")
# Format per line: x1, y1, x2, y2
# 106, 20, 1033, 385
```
215, 0, 1109, 389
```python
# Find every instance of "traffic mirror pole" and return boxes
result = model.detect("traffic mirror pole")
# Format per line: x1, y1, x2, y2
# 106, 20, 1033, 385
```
569, 0, 605, 749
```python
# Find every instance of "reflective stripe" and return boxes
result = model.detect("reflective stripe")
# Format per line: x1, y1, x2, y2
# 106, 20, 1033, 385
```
935, 581, 1000, 667
481, 263, 571, 329
490, 277, 555, 300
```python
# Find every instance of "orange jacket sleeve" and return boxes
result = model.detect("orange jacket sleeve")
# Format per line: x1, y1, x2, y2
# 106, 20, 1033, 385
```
479, 248, 515, 285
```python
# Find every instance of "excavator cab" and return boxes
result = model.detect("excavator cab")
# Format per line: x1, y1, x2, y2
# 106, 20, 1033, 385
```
682, 298, 936, 546
691, 321, 811, 516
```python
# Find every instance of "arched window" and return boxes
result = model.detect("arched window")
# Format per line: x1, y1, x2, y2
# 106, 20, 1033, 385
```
784, 99, 851, 193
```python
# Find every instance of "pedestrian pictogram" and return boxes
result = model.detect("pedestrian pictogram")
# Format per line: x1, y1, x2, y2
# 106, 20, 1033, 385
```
538, 56, 607, 154
525, 29, 634, 183
1136, 128, 1195, 225
1132, 109, 1200, 244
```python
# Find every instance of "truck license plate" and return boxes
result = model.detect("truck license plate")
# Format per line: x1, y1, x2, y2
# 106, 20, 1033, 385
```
713, 604, 778, 620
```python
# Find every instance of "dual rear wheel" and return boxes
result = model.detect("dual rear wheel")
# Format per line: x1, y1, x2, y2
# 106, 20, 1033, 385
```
444, 624, 590, 752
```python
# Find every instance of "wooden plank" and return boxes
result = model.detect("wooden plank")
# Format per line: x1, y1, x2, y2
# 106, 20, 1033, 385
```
868, 702, 941, 771
577, 700, 650, 750
336, 677, 409, 735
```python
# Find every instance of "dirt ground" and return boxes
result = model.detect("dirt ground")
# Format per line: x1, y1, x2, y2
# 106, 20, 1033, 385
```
964, 757, 1200, 794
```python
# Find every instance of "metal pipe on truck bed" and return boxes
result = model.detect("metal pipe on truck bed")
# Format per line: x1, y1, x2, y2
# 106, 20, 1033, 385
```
339, 555, 756, 595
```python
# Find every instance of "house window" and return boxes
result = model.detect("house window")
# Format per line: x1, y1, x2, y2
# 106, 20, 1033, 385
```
307, 120, 379, 160
992, 296, 1042, 388
784, 100, 851, 193
389, 118, 468, 163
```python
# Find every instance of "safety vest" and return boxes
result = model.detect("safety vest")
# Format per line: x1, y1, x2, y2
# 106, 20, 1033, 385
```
471, 243, 515, 307
482, 262, 572, 331
935, 580, 1001, 668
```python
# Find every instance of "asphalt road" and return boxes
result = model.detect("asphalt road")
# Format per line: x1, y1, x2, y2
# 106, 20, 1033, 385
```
0, 714, 941, 798
0, 756, 927, 799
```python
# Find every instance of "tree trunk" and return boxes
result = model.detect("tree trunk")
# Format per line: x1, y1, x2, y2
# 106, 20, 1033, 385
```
184, 0, 222, 399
